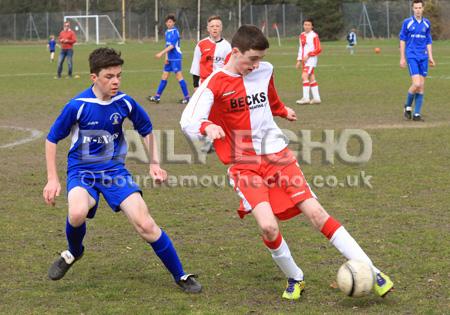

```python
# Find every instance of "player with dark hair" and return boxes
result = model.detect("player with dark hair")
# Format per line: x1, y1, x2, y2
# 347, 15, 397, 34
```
44, 47, 201, 293
148, 14, 190, 104
181, 25, 393, 300
296, 18, 322, 105
399, 0, 435, 121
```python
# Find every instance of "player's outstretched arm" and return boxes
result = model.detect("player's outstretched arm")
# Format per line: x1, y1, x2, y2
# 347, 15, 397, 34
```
43, 140, 61, 206
155, 45, 174, 59
143, 133, 167, 183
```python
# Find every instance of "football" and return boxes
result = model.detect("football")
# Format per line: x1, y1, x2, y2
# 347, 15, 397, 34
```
337, 260, 375, 297
374, 47, 381, 54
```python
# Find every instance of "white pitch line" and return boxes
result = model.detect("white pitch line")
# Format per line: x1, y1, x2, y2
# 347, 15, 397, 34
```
0, 126, 43, 149
1, 62, 448, 78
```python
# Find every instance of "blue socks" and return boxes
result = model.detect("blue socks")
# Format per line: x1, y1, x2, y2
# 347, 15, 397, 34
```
178, 79, 189, 100
150, 230, 185, 282
156, 79, 168, 97
155, 79, 189, 101
66, 217, 86, 258
414, 93, 424, 115
405, 92, 415, 108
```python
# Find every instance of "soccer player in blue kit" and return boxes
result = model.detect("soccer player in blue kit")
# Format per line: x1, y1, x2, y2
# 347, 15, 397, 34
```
399, 0, 435, 121
147, 14, 190, 104
43, 47, 201, 293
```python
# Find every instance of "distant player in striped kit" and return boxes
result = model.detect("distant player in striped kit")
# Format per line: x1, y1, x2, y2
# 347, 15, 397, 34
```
181, 25, 393, 300
296, 18, 322, 105
399, 0, 435, 121
190, 15, 231, 91
190, 15, 231, 153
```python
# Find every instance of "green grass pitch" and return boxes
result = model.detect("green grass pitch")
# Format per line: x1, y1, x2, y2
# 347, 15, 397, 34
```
0, 38, 449, 314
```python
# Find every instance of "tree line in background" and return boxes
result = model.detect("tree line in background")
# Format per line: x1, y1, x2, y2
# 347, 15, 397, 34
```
0, 0, 445, 40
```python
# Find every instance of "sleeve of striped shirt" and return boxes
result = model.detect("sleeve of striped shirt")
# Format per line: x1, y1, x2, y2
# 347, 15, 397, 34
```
180, 85, 214, 139
268, 75, 288, 118
190, 44, 201, 76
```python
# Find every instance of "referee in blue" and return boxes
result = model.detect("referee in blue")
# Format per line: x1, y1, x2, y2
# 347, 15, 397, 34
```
399, 0, 435, 121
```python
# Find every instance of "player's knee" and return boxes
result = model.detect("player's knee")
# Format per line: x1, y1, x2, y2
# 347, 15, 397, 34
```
412, 82, 422, 91
68, 207, 88, 226
260, 223, 279, 241
135, 216, 159, 239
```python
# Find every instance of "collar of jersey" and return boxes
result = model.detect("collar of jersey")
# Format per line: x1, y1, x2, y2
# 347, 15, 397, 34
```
220, 68, 241, 78
75, 88, 127, 105
413, 16, 423, 23
208, 37, 223, 43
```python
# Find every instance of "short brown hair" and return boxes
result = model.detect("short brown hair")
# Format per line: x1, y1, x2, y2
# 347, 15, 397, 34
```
231, 25, 269, 53
89, 47, 124, 75
303, 18, 314, 27
207, 15, 222, 23
412, 0, 424, 5
165, 14, 176, 22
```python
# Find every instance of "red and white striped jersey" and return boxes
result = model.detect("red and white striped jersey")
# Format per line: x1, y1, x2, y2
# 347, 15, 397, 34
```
181, 62, 289, 165
297, 31, 322, 67
190, 37, 232, 82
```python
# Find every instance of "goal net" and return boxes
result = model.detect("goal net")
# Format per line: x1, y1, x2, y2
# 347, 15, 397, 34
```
64, 15, 123, 44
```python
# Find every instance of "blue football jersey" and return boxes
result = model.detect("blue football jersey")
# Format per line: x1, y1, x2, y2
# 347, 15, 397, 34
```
399, 17, 432, 59
165, 27, 182, 61
47, 87, 152, 173
48, 39, 56, 51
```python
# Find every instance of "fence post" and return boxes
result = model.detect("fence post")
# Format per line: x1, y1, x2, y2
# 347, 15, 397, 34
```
155, 0, 159, 42
264, 4, 268, 36
282, 3, 286, 37
46, 12, 49, 38
386, 1, 390, 39
13, 13, 16, 40
250, 4, 253, 25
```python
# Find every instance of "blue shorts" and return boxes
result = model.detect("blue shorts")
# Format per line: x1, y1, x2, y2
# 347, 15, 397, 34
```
67, 168, 141, 219
407, 58, 428, 77
164, 60, 182, 73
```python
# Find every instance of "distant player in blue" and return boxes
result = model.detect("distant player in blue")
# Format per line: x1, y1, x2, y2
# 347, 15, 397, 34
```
346, 28, 357, 55
44, 47, 201, 293
399, 0, 435, 121
47, 35, 56, 62
148, 14, 190, 104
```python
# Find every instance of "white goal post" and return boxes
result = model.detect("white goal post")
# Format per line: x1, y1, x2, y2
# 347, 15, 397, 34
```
64, 15, 123, 44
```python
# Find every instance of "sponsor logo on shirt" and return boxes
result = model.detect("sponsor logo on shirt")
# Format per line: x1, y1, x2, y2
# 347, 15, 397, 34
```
229, 92, 267, 111
82, 133, 119, 144
206, 56, 226, 63
87, 121, 99, 126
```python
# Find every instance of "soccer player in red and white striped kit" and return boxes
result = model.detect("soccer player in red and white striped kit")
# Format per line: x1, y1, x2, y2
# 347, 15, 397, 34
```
190, 15, 231, 91
190, 15, 231, 153
296, 18, 322, 105
181, 25, 393, 300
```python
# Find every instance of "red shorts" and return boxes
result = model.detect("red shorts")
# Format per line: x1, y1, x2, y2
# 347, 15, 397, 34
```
228, 148, 315, 221
302, 65, 315, 75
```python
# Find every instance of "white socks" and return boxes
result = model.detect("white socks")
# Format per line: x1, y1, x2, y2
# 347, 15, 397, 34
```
267, 238, 304, 281
330, 226, 381, 274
